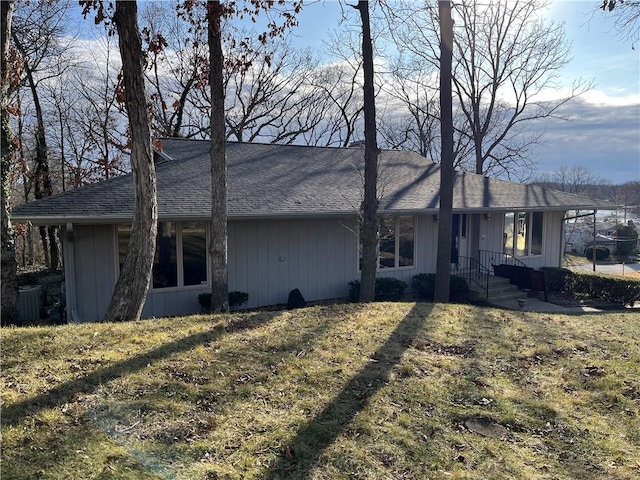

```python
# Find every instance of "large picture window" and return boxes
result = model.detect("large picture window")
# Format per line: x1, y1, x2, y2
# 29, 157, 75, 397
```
360, 215, 415, 270
503, 211, 543, 257
117, 222, 208, 289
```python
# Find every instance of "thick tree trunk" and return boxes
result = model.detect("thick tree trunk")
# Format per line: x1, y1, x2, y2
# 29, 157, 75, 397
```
356, 0, 379, 303
1, 0, 19, 325
434, 0, 454, 303
207, 2, 229, 313
103, 0, 157, 322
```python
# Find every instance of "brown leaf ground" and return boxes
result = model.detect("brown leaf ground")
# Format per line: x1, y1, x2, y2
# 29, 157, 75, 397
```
2, 303, 639, 479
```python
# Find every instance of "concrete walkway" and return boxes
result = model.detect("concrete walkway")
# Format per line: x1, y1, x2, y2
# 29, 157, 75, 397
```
491, 297, 601, 314
484, 260, 640, 313
568, 261, 640, 276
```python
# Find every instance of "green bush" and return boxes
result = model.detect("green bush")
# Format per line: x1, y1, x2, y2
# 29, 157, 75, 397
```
584, 246, 610, 261
539, 267, 573, 292
540, 267, 640, 306
198, 291, 249, 311
229, 291, 249, 308
411, 273, 470, 302
572, 273, 640, 306
614, 224, 638, 256
348, 277, 407, 302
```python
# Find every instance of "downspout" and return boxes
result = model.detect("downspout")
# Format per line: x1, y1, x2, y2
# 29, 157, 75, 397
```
592, 210, 597, 272
64, 222, 81, 323
559, 212, 565, 267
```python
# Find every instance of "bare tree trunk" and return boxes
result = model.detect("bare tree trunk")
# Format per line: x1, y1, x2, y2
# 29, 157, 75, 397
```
1, 0, 20, 325
38, 225, 49, 266
356, 0, 379, 303
434, 0, 454, 303
207, 1, 229, 313
103, 0, 158, 322
13, 31, 58, 268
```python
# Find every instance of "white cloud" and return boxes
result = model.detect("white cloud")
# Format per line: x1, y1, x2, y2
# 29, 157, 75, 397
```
532, 99, 640, 184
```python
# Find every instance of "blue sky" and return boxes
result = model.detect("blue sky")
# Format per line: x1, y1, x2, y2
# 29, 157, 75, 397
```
74, 0, 639, 184
286, 0, 640, 184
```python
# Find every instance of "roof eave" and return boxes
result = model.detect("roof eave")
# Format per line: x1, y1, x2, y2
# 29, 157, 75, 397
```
12, 203, 621, 226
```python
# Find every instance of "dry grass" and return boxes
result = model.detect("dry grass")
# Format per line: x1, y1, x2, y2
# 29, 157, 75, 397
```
2, 303, 640, 479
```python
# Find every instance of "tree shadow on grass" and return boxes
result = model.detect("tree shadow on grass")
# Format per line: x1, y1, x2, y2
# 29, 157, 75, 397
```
264, 302, 433, 479
1, 311, 282, 427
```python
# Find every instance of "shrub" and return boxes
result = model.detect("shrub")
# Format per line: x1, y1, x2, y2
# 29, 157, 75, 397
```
229, 291, 249, 308
614, 224, 638, 256
571, 273, 640, 306
411, 273, 470, 302
348, 277, 407, 302
540, 267, 640, 306
539, 267, 574, 292
584, 246, 610, 261
198, 291, 249, 311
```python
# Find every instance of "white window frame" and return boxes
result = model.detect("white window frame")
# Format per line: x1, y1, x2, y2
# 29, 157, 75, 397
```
358, 215, 416, 272
114, 221, 211, 292
504, 211, 544, 258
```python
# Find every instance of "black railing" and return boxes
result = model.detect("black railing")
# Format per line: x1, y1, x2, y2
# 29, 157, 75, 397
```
480, 249, 533, 291
456, 255, 491, 298
479, 249, 527, 270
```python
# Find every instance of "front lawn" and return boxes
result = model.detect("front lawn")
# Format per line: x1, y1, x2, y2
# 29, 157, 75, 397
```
2, 303, 639, 479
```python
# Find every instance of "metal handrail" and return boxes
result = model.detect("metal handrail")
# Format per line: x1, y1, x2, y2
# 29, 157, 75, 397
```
456, 255, 491, 298
479, 249, 527, 269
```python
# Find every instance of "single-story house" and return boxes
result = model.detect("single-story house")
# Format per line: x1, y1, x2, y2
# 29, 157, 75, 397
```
12, 138, 617, 322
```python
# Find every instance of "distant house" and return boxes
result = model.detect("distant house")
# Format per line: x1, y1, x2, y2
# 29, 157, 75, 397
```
565, 218, 637, 255
12, 138, 617, 322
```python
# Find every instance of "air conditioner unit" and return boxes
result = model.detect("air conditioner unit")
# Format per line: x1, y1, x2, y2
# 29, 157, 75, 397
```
19, 285, 42, 322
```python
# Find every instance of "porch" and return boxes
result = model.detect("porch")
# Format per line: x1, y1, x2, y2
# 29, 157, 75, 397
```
455, 250, 548, 304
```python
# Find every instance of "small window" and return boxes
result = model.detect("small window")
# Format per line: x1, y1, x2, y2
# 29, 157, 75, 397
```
460, 214, 467, 239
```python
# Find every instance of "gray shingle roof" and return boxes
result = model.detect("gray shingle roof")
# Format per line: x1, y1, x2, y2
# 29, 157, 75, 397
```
12, 138, 617, 224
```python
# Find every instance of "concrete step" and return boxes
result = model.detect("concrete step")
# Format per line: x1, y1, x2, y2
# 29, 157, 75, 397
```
468, 274, 525, 302
488, 290, 526, 302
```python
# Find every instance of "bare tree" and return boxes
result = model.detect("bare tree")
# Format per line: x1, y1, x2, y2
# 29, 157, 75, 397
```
616, 181, 640, 218
11, 0, 77, 269
303, 60, 364, 147
533, 165, 603, 195
387, 0, 590, 181
98, 0, 158, 322
378, 54, 474, 165
206, 1, 230, 312
1, 0, 20, 325
178, 0, 302, 312
532, 166, 605, 261
223, 39, 325, 144
354, 0, 379, 303
600, 0, 640, 43
141, 1, 207, 138
378, 59, 440, 158
72, 37, 129, 182
434, 0, 454, 303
